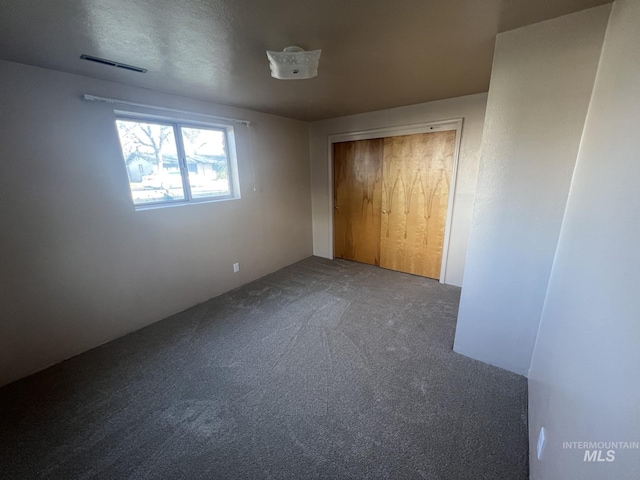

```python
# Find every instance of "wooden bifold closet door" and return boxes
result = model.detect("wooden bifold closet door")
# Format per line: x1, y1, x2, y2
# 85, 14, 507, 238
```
333, 131, 455, 280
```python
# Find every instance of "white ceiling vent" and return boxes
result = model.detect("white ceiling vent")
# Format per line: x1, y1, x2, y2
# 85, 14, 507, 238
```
266, 46, 321, 80
80, 54, 147, 73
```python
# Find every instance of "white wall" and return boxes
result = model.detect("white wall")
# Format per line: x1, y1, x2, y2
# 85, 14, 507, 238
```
529, 1, 640, 477
0, 60, 312, 387
453, 5, 611, 375
310, 93, 488, 287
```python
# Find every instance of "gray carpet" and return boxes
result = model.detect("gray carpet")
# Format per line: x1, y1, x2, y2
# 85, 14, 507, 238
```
0, 257, 528, 479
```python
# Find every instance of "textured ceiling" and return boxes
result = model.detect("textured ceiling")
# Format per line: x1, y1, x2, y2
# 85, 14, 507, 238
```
0, 0, 611, 121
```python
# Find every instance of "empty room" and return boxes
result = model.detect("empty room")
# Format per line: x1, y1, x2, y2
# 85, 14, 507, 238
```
0, 1, 638, 479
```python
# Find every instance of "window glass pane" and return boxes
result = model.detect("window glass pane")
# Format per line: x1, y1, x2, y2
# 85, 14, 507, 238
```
180, 127, 231, 198
116, 120, 184, 204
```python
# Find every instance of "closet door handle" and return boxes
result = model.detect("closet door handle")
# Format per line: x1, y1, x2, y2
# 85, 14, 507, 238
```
382, 210, 387, 214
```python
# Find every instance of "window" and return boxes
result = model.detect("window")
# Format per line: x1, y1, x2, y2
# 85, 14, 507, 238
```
115, 117, 236, 207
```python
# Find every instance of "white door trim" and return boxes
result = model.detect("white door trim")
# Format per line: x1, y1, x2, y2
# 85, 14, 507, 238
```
327, 118, 464, 284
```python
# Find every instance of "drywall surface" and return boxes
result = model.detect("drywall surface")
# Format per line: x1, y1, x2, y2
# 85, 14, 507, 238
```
0, 60, 312, 386
453, 5, 611, 375
310, 93, 487, 287
529, 1, 640, 478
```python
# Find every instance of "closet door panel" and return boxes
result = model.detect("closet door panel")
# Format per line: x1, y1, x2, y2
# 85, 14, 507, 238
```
333, 139, 384, 266
380, 131, 455, 279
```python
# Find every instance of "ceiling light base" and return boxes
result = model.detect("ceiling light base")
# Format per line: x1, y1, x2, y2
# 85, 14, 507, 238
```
266, 46, 321, 80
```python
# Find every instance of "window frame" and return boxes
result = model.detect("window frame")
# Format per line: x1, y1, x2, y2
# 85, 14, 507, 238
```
115, 112, 238, 209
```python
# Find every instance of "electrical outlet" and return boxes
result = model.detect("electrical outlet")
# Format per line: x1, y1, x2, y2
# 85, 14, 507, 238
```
233, 263, 240, 273
537, 427, 546, 460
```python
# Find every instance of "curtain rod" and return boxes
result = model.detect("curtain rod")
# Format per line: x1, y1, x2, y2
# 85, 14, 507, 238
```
82, 94, 251, 126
